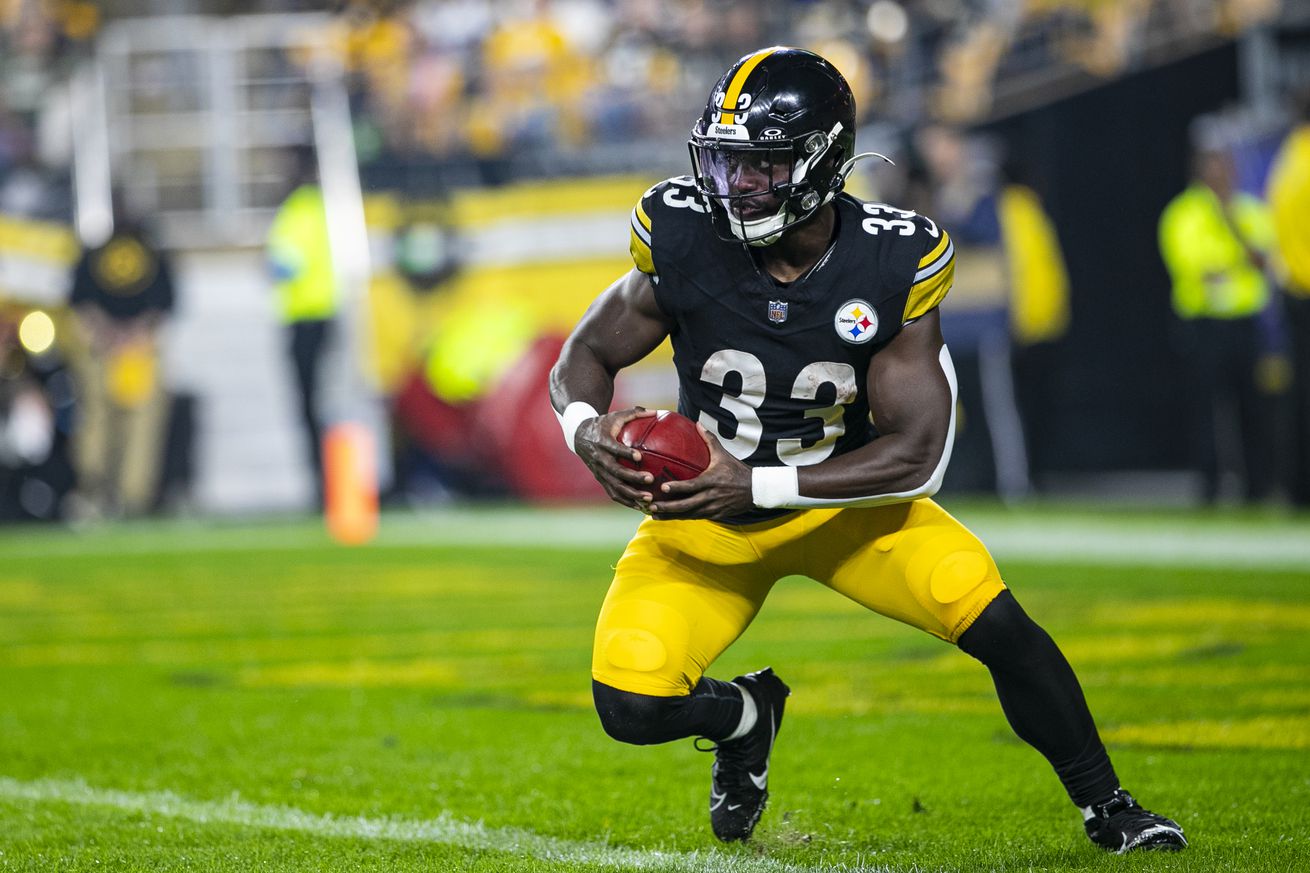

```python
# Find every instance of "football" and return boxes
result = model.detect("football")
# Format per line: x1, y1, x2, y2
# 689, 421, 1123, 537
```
617, 410, 711, 485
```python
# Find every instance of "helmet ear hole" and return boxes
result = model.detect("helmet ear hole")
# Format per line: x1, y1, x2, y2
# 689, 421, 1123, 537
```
818, 146, 847, 193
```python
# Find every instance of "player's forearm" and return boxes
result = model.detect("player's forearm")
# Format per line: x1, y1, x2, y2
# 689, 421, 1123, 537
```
753, 345, 957, 509
548, 343, 618, 455
550, 270, 670, 419
549, 338, 617, 417
753, 432, 951, 509
550, 269, 674, 453
810, 430, 948, 500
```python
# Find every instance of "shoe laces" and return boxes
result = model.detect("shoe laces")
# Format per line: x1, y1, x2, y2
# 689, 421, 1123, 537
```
1095, 790, 1141, 819
695, 736, 760, 791
1095, 790, 1172, 832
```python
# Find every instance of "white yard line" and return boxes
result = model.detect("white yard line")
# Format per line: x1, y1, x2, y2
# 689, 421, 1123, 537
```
0, 776, 857, 873
392, 511, 1310, 571
968, 520, 1310, 571
2, 506, 1308, 571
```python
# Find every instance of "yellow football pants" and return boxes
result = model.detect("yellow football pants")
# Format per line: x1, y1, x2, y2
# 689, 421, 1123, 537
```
592, 499, 1006, 696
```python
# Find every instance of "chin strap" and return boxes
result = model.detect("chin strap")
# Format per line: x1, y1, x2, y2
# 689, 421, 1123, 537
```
737, 205, 791, 247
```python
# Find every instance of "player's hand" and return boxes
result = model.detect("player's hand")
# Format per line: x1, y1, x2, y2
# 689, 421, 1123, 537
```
648, 424, 752, 520
574, 407, 657, 511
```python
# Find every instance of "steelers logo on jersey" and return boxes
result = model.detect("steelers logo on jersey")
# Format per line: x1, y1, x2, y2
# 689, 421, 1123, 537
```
834, 299, 878, 344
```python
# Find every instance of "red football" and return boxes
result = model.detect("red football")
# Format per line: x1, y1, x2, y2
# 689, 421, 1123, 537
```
617, 410, 710, 485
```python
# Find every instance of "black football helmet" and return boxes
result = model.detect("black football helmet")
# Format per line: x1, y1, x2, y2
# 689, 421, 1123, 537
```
689, 47, 866, 246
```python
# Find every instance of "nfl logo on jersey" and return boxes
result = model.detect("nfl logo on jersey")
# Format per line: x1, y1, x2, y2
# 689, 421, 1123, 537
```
767, 300, 789, 324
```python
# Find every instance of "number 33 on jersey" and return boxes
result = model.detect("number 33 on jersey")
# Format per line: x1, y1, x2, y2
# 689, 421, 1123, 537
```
629, 176, 954, 483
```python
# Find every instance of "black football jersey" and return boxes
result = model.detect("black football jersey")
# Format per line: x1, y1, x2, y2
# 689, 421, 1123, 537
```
629, 176, 955, 523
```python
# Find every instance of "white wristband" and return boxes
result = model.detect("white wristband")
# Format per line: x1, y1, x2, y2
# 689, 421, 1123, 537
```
555, 401, 600, 454
751, 466, 799, 508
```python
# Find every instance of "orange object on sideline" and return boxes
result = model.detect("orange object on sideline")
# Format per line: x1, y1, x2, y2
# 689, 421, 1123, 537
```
323, 422, 378, 545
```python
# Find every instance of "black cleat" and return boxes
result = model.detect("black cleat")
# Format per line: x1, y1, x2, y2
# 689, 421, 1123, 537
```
1084, 789, 1187, 853
700, 668, 790, 842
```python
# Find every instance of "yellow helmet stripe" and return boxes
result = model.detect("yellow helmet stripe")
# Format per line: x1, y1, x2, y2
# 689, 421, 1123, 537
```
719, 48, 778, 125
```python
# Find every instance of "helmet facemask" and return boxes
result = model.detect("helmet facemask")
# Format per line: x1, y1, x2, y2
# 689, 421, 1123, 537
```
689, 123, 847, 247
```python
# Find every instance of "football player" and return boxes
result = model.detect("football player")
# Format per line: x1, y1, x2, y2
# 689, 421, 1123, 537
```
549, 47, 1185, 854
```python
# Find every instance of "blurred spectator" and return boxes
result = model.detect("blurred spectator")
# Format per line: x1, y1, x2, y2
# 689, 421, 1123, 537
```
909, 124, 1031, 499
465, 1, 592, 166
359, 193, 464, 499
1158, 133, 1276, 502
0, 305, 70, 521
390, 289, 539, 498
934, 11, 1010, 122
267, 146, 340, 508
1266, 91, 1310, 507
67, 193, 176, 519
997, 162, 1071, 492
1059, 0, 1151, 78
390, 294, 606, 503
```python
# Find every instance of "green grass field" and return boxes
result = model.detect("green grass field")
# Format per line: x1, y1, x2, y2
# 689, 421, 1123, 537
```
1, 503, 1308, 872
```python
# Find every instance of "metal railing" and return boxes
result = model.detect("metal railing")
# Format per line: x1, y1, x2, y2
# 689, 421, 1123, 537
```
75, 12, 353, 250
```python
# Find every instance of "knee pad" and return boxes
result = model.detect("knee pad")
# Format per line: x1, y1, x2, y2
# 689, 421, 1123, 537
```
904, 528, 998, 608
593, 598, 692, 696
592, 681, 685, 746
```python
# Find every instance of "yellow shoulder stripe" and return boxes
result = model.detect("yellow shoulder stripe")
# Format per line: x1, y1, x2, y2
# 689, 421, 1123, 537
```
918, 232, 950, 269
630, 202, 655, 275
630, 231, 655, 275
719, 48, 778, 125
904, 232, 954, 322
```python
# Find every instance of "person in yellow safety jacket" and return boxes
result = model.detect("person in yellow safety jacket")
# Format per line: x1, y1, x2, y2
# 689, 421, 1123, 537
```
1159, 144, 1276, 502
1267, 95, 1310, 506
267, 147, 339, 508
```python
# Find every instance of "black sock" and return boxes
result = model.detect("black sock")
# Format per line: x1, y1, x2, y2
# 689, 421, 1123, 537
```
957, 591, 1120, 807
592, 677, 744, 745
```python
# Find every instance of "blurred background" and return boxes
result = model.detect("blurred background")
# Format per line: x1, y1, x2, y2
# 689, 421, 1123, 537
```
2, 0, 1309, 523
